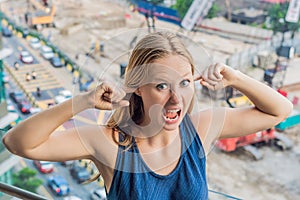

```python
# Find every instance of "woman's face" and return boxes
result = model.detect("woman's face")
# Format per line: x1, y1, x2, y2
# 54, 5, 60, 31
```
137, 54, 194, 131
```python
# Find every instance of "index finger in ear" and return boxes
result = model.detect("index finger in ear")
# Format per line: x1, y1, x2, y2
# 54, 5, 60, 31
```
194, 76, 203, 82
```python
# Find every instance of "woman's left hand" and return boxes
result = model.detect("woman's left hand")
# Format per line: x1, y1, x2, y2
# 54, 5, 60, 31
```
195, 63, 238, 90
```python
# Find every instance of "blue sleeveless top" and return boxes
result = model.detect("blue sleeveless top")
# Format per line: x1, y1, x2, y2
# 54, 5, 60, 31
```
107, 115, 208, 200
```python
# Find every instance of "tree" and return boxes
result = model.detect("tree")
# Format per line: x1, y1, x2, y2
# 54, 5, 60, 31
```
13, 167, 43, 193
172, 0, 221, 20
172, 0, 193, 19
206, 3, 221, 19
267, 2, 300, 38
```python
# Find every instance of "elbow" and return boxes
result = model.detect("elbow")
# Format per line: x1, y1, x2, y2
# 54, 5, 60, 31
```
2, 134, 15, 154
2, 134, 26, 157
278, 100, 293, 123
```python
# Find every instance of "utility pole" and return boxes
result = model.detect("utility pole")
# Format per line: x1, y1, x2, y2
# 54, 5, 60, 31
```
225, 0, 231, 21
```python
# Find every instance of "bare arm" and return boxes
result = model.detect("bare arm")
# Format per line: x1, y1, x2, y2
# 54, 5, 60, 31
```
2, 92, 82, 154
220, 70, 293, 138
195, 63, 293, 146
2, 83, 128, 161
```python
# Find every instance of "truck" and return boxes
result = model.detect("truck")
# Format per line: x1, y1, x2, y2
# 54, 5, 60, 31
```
276, 82, 300, 131
25, 0, 56, 29
216, 87, 293, 160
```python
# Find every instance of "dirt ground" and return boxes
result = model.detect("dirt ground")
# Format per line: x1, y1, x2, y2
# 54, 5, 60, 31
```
207, 126, 300, 200
2, 0, 300, 199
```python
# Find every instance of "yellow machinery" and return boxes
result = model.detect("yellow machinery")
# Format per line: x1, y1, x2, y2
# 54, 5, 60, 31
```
26, 0, 56, 29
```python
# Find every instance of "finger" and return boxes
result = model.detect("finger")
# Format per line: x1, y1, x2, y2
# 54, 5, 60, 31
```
201, 79, 219, 87
208, 64, 221, 82
103, 92, 112, 98
200, 80, 215, 90
202, 65, 218, 83
194, 76, 202, 82
102, 96, 112, 103
213, 63, 223, 80
201, 81, 221, 91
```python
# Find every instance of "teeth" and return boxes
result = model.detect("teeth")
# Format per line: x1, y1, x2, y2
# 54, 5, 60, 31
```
163, 114, 179, 121
166, 109, 180, 113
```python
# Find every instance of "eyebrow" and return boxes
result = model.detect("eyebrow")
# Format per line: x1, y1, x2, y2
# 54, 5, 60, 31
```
151, 71, 191, 83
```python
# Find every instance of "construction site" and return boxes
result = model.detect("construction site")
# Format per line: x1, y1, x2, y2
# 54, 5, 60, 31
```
0, 0, 300, 199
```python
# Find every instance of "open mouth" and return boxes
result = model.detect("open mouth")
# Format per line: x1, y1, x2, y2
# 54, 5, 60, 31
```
163, 108, 181, 123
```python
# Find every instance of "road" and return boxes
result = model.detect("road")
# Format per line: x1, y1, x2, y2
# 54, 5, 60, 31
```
2, 30, 106, 200
18, 158, 100, 200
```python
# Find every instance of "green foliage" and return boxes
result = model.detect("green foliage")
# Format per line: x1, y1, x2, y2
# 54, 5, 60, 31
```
206, 3, 221, 19
172, 0, 193, 19
261, 22, 268, 29
249, 22, 258, 27
267, 2, 300, 36
173, 1, 221, 20
13, 167, 43, 193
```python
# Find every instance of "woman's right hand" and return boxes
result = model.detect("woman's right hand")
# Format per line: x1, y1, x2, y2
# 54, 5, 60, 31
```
87, 82, 130, 110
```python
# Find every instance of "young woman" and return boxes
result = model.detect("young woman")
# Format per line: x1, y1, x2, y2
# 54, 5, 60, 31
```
3, 31, 292, 199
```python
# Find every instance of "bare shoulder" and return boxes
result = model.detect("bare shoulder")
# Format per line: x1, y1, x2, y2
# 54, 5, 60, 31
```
76, 125, 118, 166
190, 109, 212, 141
190, 108, 226, 153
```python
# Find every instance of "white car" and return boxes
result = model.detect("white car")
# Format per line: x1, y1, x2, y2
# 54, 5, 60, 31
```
29, 37, 41, 49
54, 90, 72, 104
30, 107, 42, 114
40, 45, 54, 60
20, 51, 34, 64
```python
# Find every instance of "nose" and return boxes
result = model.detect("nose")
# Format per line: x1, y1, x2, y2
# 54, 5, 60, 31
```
169, 89, 180, 104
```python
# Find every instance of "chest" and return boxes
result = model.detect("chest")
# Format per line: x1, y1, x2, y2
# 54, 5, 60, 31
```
109, 152, 208, 200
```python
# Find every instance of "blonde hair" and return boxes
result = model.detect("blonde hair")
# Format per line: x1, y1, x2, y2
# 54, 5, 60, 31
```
107, 31, 195, 147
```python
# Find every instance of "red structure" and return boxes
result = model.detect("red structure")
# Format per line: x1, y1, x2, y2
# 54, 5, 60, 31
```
216, 129, 275, 152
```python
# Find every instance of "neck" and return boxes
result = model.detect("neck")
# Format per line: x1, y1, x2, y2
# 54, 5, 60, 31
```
135, 127, 180, 149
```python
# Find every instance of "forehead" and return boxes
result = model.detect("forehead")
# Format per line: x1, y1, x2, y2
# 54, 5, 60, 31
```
148, 55, 192, 79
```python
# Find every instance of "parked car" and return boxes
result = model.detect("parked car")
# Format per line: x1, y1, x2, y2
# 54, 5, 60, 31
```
34, 160, 54, 173
54, 90, 72, 104
9, 91, 25, 103
20, 51, 34, 64
29, 37, 41, 49
70, 164, 91, 183
30, 106, 42, 114
6, 99, 17, 112
40, 45, 54, 60
17, 100, 31, 114
50, 56, 63, 68
2, 26, 12, 37
90, 188, 106, 200
22, 28, 29, 38
48, 175, 70, 196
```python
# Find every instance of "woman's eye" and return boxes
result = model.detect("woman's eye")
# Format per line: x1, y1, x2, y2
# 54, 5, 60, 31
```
180, 79, 190, 87
156, 83, 168, 90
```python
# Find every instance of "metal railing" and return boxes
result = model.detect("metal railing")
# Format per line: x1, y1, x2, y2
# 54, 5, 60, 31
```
0, 181, 242, 200
0, 182, 47, 200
